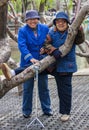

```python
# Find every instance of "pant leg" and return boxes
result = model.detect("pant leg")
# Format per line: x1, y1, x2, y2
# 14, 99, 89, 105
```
54, 73, 72, 115
22, 78, 34, 115
38, 73, 52, 113
14, 63, 32, 75
14, 67, 26, 75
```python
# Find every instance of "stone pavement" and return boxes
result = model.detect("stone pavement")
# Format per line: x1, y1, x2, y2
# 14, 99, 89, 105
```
74, 68, 89, 76
0, 75, 89, 130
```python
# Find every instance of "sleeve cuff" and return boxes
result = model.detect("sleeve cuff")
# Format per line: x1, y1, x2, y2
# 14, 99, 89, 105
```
51, 49, 62, 59
24, 54, 33, 62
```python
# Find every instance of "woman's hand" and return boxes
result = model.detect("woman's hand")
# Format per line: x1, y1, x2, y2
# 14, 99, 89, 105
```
30, 58, 39, 64
40, 48, 45, 54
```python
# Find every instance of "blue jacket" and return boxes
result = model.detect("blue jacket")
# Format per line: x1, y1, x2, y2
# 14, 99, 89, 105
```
18, 23, 49, 67
48, 27, 77, 72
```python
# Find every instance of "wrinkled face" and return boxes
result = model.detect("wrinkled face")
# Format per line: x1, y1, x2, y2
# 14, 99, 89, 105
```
55, 18, 68, 32
26, 18, 39, 28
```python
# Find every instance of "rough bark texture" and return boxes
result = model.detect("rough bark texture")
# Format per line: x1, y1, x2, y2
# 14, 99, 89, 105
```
0, 1, 89, 98
0, 39, 11, 63
0, 3, 11, 63
6, 27, 18, 42
59, 2, 89, 57
0, 3, 7, 39
0, 56, 56, 98
0, 0, 9, 7
77, 42, 89, 64
39, 1, 47, 23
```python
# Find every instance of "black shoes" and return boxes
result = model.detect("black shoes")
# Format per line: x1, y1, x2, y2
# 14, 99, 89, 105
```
23, 114, 31, 118
43, 111, 53, 116
23, 111, 53, 118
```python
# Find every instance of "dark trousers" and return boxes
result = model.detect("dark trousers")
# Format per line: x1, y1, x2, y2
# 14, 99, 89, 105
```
14, 64, 72, 114
54, 72, 72, 115
14, 63, 56, 75
14, 64, 30, 75
15, 64, 52, 115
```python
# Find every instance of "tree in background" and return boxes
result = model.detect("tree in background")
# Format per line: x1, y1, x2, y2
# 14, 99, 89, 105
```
0, 1, 11, 63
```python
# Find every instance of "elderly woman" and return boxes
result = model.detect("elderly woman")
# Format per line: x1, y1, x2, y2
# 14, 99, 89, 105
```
43, 11, 77, 121
1, 10, 53, 118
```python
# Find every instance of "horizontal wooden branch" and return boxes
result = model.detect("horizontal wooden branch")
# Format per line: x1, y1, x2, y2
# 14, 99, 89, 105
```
0, 56, 55, 98
0, 1, 89, 98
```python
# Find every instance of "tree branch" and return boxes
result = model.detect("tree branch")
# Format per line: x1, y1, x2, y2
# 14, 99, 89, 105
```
59, 2, 89, 57
0, 1, 89, 98
0, 39, 11, 63
6, 27, 18, 42
76, 51, 89, 57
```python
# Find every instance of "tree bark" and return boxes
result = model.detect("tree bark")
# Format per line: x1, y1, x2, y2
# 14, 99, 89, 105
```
0, 3, 11, 63
0, 39, 11, 63
0, 0, 9, 7
39, 0, 47, 23
59, 2, 89, 57
77, 43, 89, 64
0, 1, 89, 98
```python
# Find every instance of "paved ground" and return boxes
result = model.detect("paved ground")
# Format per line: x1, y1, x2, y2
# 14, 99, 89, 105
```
0, 75, 89, 130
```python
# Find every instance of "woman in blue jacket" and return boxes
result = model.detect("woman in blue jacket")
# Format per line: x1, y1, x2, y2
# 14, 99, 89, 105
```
43, 11, 77, 121
1, 10, 52, 118
19, 10, 53, 118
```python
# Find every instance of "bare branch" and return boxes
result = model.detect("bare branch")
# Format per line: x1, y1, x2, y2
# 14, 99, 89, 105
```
8, 12, 24, 25
85, 40, 89, 47
8, 1, 16, 17
75, 0, 81, 18
77, 42, 89, 64
76, 51, 89, 57
64, 0, 69, 15
78, 44, 86, 53
6, 27, 18, 42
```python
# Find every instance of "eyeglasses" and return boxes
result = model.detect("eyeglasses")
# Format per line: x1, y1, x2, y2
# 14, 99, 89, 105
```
56, 19, 67, 24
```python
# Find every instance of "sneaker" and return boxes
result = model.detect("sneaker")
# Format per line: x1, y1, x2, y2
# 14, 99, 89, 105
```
1, 63, 12, 80
43, 111, 53, 116
60, 114, 70, 122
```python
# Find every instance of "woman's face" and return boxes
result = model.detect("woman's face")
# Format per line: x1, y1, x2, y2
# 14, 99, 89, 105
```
55, 18, 68, 32
26, 18, 39, 28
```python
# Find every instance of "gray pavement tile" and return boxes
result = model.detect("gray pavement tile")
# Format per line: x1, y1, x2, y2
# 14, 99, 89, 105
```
0, 76, 89, 130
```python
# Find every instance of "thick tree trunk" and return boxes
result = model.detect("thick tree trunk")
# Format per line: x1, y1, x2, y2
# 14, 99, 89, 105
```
56, 0, 60, 11
0, 4, 7, 38
0, 1, 89, 98
0, 3, 11, 63
0, 0, 9, 7
0, 39, 11, 63
39, 0, 47, 23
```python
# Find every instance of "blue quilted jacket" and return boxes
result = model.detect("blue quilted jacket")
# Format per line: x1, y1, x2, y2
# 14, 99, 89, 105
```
18, 23, 49, 67
48, 27, 77, 73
